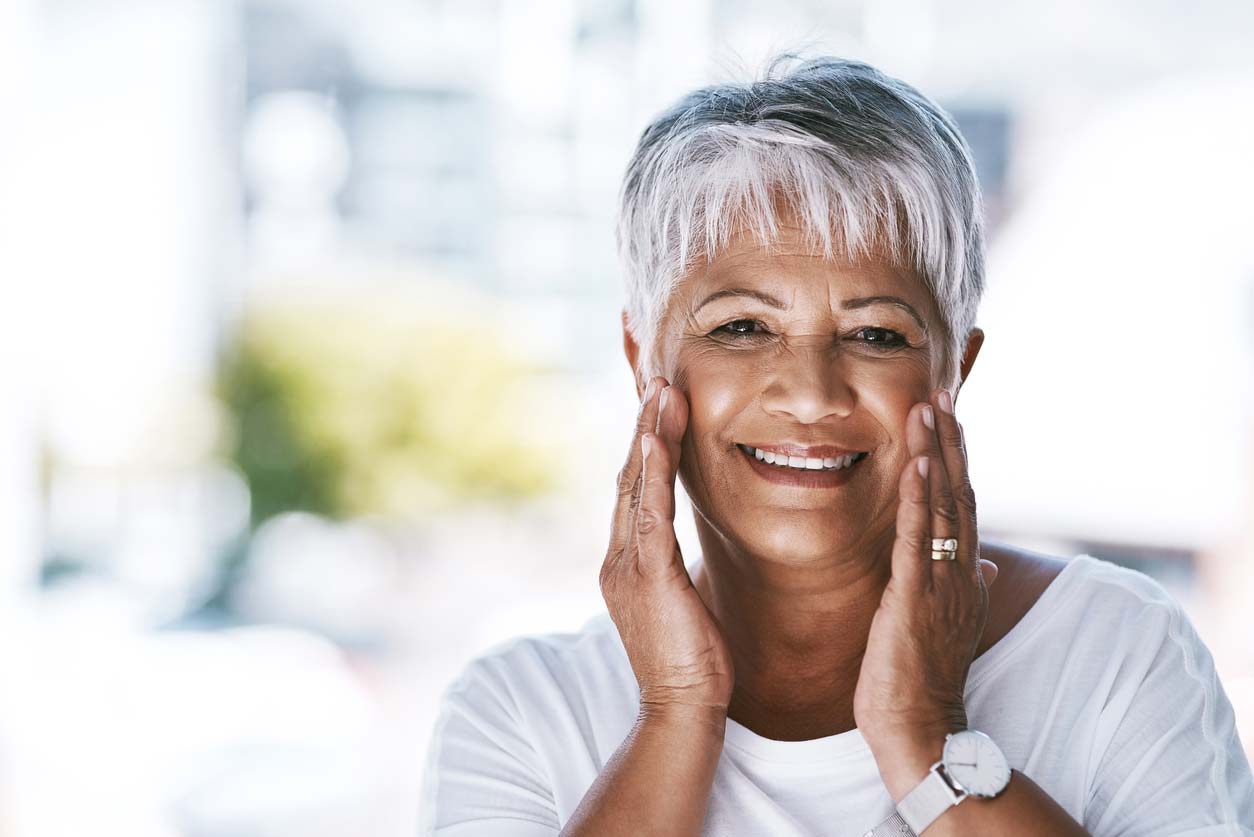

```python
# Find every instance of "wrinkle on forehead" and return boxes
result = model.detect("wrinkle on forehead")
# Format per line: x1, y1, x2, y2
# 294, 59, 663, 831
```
709, 216, 911, 272
686, 221, 930, 308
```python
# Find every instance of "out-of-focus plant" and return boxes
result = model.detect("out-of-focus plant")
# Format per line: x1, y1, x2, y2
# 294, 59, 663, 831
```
216, 280, 562, 528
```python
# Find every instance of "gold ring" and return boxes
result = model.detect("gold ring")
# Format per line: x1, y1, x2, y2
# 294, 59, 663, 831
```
931, 537, 958, 552
930, 549, 958, 561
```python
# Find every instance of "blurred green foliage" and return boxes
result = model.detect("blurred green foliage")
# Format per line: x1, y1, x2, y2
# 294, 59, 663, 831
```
216, 284, 562, 528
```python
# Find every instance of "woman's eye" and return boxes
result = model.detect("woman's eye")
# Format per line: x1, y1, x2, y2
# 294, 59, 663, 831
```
710, 321, 910, 348
712, 319, 766, 339
853, 327, 908, 348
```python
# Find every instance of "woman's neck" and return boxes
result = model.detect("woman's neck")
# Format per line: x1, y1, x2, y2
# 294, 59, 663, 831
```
691, 522, 894, 741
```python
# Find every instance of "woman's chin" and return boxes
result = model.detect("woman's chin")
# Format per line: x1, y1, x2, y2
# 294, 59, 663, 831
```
729, 523, 871, 565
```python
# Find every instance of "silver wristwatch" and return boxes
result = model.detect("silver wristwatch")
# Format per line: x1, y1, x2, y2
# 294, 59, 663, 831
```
863, 729, 1011, 836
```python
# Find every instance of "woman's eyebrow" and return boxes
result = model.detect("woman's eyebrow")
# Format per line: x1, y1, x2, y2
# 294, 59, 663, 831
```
842, 295, 927, 330
693, 287, 788, 312
695, 289, 927, 331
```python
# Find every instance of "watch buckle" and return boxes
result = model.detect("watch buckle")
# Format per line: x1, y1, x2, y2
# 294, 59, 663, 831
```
931, 759, 969, 805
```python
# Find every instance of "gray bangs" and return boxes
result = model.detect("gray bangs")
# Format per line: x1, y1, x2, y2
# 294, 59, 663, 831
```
616, 55, 986, 385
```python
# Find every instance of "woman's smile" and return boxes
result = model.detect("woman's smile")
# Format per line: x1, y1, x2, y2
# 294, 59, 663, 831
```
735, 442, 870, 488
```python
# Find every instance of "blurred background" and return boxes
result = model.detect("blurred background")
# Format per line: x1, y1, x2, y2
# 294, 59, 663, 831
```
2, 0, 1252, 834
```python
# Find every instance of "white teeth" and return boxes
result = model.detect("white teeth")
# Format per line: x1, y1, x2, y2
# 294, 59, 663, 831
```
742, 445, 863, 471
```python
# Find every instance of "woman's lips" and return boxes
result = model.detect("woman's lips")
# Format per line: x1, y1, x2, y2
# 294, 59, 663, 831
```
737, 444, 868, 489
738, 442, 863, 460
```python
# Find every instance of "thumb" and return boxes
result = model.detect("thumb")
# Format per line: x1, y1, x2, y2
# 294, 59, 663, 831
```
979, 559, 999, 588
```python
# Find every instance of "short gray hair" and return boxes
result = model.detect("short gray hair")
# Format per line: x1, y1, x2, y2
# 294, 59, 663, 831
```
615, 54, 985, 387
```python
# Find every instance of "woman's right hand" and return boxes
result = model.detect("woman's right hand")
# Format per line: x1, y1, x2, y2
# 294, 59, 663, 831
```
600, 376, 735, 716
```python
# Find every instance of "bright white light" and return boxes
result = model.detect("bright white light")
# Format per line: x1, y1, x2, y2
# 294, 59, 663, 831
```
966, 73, 1254, 550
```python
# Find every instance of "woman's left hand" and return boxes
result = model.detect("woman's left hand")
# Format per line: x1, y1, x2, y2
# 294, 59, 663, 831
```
852, 388, 1000, 795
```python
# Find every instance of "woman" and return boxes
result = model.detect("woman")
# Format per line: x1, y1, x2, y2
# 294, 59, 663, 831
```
420, 56, 1254, 835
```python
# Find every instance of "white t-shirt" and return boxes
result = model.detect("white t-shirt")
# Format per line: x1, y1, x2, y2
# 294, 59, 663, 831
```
419, 554, 1254, 835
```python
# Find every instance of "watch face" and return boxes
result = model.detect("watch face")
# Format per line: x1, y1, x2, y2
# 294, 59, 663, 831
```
942, 730, 1010, 798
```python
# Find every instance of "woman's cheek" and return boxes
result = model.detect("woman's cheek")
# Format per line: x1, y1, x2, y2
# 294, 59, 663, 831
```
670, 351, 751, 500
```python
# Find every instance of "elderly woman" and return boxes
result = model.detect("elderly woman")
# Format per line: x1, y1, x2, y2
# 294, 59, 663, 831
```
420, 56, 1254, 836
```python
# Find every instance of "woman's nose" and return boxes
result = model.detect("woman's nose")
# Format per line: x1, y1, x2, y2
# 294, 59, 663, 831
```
757, 335, 855, 424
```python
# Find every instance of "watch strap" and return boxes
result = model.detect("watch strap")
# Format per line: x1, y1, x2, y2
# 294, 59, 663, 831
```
863, 762, 966, 837
897, 763, 966, 833
862, 810, 915, 836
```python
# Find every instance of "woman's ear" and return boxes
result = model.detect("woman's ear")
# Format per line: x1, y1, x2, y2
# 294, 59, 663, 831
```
956, 327, 985, 393
622, 309, 644, 398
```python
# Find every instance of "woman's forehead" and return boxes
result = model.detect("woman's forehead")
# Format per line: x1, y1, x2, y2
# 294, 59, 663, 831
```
681, 230, 933, 314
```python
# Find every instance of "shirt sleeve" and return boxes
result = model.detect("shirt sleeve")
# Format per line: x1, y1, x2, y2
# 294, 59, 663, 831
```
419, 654, 561, 836
1083, 593, 1254, 836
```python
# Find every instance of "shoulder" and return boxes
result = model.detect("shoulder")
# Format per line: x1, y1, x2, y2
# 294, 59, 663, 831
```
422, 619, 624, 835
439, 611, 631, 717
1046, 558, 1254, 831
1059, 551, 1185, 618
978, 542, 1186, 656
423, 611, 636, 810
985, 541, 1182, 614
973, 550, 1249, 770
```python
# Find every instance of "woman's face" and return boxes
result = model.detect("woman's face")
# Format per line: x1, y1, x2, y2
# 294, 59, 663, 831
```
652, 221, 950, 565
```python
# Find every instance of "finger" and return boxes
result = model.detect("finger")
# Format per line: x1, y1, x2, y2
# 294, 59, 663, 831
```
905, 401, 951, 581
918, 395, 961, 570
655, 385, 689, 465
637, 430, 682, 579
609, 376, 668, 552
979, 559, 999, 588
932, 388, 979, 578
890, 454, 932, 594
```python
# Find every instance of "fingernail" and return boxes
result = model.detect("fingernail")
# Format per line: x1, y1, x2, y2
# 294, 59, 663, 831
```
660, 386, 672, 415
917, 456, 929, 478
921, 405, 934, 430
644, 377, 660, 403
938, 390, 953, 414
642, 433, 655, 458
